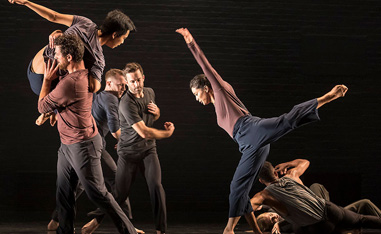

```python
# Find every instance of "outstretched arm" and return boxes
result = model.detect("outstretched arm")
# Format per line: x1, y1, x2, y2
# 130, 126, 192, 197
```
274, 159, 310, 184
176, 27, 224, 89
9, 0, 73, 27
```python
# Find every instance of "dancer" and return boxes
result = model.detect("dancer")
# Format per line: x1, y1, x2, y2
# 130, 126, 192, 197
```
47, 69, 143, 233
251, 161, 381, 234
176, 27, 348, 234
9, 0, 136, 94
90, 62, 174, 234
255, 159, 381, 233
38, 34, 136, 234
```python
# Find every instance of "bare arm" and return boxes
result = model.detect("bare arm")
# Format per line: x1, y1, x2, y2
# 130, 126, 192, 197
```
248, 192, 266, 234
274, 159, 310, 183
132, 121, 174, 140
111, 129, 121, 141
9, 0, 73, 27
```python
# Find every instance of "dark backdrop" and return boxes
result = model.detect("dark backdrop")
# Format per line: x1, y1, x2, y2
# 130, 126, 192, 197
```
0, 0, 380, 224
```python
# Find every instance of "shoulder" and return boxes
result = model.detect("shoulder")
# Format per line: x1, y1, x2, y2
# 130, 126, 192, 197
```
144, 87, 155, 98
71, 15, 96, 27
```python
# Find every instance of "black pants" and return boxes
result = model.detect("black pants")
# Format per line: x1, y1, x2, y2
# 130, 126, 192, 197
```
294, 201, 381, 234
310, 183, 381, 218
51, 149, 132, 222
56, 134, 136, 234
116, 147, 167, 232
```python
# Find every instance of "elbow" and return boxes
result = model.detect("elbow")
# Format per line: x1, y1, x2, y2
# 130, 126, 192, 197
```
46, 12, 59, 23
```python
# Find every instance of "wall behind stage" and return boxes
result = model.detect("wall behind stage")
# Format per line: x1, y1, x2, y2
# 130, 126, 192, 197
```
0, 0, 380, 223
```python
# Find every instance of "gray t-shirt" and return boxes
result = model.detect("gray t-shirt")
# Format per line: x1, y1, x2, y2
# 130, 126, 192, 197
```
44, 15, 104, 82
265, 177, 326, 227
118, 87, 156, 151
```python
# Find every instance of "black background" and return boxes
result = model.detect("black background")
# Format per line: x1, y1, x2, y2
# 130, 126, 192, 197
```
0, 0, 380, 224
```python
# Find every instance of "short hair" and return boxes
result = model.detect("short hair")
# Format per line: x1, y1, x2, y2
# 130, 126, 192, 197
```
99, 9, 136, 37
54, 34, 84, 63
124, 62, 144, 75
259, 161, 277, 183
189, 74, 211, 90
105, 68, 126, 81
257, 213, 273, 232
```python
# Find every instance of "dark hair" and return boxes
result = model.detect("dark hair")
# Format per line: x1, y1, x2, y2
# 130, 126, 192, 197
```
124, 62, 144, 75
105, 68, 126, 81
54, 34, 84, 63
189, 74, 211, 90
259, 161, 277, 183
99, 9, 136, 37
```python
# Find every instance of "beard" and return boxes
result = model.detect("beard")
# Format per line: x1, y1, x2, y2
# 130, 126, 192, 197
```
57, 59, 69, 71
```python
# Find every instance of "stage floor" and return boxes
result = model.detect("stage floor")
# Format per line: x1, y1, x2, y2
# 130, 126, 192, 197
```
0, 222, 381, 234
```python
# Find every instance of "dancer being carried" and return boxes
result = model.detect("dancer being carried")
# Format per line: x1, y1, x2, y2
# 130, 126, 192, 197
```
176, 27, 348, 234
9, 0, 136, 124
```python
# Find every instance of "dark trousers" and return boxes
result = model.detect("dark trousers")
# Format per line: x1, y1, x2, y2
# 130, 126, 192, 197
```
116, 147, 167, 232
310, 183, 381, 218
229, 99, 320, 217
294, 201, 381, 234
51, 148, 133, 222
27, 59, 58, 95
56, 134, 136, 234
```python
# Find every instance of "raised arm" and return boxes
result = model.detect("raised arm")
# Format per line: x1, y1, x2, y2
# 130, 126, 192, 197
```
274, 159, 310, 183
9, 0, 73, 27
176, 28, 225, 90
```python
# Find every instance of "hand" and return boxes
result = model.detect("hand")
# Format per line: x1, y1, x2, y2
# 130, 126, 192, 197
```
49, 112, 57, 126
164, 122, 175, 134
176, 28, 194, 44
49, 30, 63, 48
8, 0, 28, 5
271, 223, 281, 234
147, 101, 160, 116
274, 163, 289, 176
44, 59, 59, 81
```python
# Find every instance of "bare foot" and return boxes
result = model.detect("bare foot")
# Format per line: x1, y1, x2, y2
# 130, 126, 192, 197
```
136, 227, 145, 233
81, 218, 99, 234
223, 227, 235, 234
317, 84, 348, 108
36, 113, 50, 126
47, 219, 59, 231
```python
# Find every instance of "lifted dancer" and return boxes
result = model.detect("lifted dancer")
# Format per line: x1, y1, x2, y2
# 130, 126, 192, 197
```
176, 27, 348, 234
9, 0, 136, 94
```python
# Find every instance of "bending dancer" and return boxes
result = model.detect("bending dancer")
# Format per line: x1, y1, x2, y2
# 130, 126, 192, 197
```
251, 161, 381, 234
255, 159, 381, 233
9, 0, 136, 94
176, 28, 348, 234
38, 34, 136, 234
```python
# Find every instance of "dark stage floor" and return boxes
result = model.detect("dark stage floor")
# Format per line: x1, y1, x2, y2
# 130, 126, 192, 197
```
0, 222, 381, 234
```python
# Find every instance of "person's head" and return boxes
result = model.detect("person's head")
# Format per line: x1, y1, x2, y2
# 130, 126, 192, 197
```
257, 212, 281, 232
104, 68, 127, 98
54, 34, 84, 70
259, 161, 279, 184
124, 62, 144, 96
99, 9, 136, 49
189, 74, 213, 105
